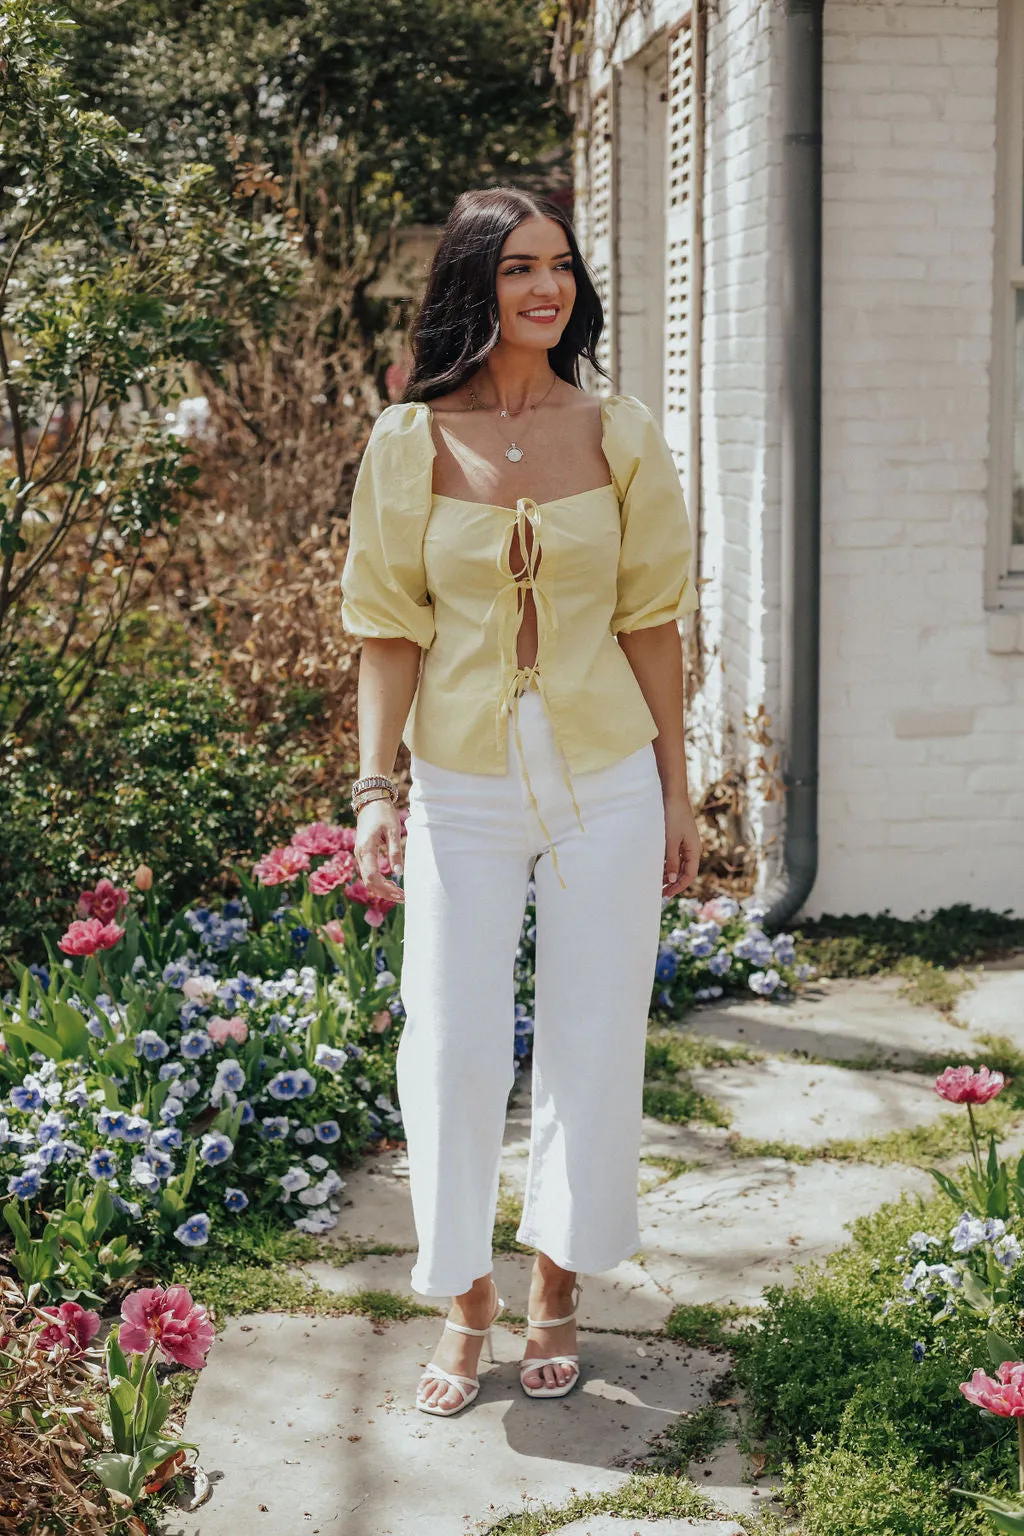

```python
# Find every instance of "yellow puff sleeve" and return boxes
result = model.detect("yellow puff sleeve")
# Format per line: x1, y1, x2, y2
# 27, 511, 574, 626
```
340, 402, 436, 649
603, 394, 699, 635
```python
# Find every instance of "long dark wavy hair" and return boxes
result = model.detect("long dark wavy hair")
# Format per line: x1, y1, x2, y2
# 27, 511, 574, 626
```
402, 187, 607, 403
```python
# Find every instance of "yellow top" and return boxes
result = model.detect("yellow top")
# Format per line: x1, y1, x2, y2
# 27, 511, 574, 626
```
340, 392, 698, 784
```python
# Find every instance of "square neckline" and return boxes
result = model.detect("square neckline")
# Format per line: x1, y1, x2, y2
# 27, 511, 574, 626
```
422, 395, 620, 515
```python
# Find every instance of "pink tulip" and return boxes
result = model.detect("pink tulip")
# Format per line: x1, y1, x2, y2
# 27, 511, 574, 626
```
371, 1009, 392, 1034
309, 852, 356, 895
207, 1014, 248, 1045
58, 917, 125, 957
320, 920, 346, 946
36, 1300, 102, 1357
77, 878, 130, 924
934, 1065, 1005, 1105
119, 1284, 215, 1369
289, 822, 354, 858
133, 864, 154, 893
252, 846, 310, 886
344, 878, 396, 927
961, 1361, 1024, 1416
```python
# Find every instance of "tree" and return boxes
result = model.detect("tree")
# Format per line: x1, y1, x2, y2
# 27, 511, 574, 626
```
0, 0, 304, 727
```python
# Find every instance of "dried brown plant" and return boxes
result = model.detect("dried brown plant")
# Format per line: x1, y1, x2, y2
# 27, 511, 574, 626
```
0, 1279, 111, 1535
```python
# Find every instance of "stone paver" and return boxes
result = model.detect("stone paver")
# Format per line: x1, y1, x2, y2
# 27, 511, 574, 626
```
303, 1249, 675, 1332
954, 966, 1024, 1041
164, 1314, 728, 1536
684, 975, 974, 1064
177, 972, 1024, 1532
687, 1056, 955, 1146
636, 1154, 932, 1309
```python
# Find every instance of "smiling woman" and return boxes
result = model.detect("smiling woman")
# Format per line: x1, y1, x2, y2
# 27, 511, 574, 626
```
340, 185, 699, 1422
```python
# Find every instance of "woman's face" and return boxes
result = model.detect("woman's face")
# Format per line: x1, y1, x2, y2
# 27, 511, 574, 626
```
493, 216, 577, 352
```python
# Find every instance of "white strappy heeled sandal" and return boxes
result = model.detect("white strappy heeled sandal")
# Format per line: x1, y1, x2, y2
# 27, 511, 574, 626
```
519, 1279, 583, 1399
416, 1281, 505, 1418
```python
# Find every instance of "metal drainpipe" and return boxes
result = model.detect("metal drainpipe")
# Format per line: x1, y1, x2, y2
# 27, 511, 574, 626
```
764, 0, 824, 930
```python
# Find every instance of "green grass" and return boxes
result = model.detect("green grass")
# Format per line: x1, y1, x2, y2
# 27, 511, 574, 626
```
641, 1027, 751, 1127
643, 1082, 731, 1126
640, 1402, 732, 1472
727, 1087, 1022, 1168
893, 955, 973, 1014
664, 1300, 752, 1350
645, 1028, 763, 1074
795, 903, 1024, 979
492, 1182, 533, 1253
478, 1472, 721, 1535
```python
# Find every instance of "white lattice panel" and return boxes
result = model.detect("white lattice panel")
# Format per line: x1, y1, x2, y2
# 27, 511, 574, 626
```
589, 86, 614, 384
664, 17, 701, 513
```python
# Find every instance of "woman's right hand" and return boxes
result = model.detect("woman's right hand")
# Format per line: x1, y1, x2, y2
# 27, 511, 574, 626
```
354, 797, 406, 903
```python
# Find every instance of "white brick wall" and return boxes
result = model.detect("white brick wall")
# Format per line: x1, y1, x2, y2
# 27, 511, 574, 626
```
694, 0, 784, 869
586, 0, 1022, 919
815, 0, 1024, 917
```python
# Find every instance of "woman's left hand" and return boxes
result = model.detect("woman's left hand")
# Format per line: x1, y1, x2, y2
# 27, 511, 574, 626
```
662, 793, 702, 898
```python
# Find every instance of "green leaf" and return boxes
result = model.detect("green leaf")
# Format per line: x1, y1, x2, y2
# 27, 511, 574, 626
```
84, 1451, 135, 1500
106, 1331, 131, 1386
953, 1489, 1024, 1533
986, 1329, 1021, 1369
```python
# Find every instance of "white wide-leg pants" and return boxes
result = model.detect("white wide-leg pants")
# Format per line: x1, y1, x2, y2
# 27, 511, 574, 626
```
397, 690, 665, 1297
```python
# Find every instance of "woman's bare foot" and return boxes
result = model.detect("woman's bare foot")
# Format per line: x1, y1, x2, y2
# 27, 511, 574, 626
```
521, 1253, 578, 1392
417, 1274, 499, 1412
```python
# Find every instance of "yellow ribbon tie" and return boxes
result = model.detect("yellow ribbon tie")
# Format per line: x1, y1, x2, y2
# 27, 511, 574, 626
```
493, 499, 586, 889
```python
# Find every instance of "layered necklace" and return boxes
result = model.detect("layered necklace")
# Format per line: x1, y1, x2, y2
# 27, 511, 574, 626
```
466, 371, 558, 463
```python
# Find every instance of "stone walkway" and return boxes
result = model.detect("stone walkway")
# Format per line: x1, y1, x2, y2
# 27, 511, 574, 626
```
162, 965, 1024, 1536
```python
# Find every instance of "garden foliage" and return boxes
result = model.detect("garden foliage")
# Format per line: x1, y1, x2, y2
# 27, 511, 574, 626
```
0, 0, 302, 729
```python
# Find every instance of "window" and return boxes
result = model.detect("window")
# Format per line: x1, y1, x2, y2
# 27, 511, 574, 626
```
991, 0, 1024, 596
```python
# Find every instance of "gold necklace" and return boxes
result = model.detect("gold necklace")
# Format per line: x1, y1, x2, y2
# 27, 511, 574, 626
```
467, 372, 558, 463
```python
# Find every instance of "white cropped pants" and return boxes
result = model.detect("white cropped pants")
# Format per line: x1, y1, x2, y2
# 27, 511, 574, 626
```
397, 690, 665, 1297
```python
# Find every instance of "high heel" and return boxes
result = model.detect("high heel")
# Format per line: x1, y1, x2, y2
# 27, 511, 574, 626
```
520, 1279, 583, 1400
416, 1281, 505, 1418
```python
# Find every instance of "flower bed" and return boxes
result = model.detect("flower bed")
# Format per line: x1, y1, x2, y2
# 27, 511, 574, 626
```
736, 1065, 1024, 1535
1, 828, 809, 1278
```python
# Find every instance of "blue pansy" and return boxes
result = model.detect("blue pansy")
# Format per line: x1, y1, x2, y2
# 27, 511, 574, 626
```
8, 1168, 42, 1199
199, 1131, 234, 1166
87, 1148, 118, 1179
174, 1212, 211, 1247
11, 1083, 43, 1112
655, 949, 677, 983
313, 1120, 341, 1143
212, 1061, 246, 1095
224, 1186, 249, 1212
28, 963, 50, 991
135, 1029, 170, 1061
262, 1115, 290, 1141
180, 1030, 214, 1060
96, 1109, 129, 1137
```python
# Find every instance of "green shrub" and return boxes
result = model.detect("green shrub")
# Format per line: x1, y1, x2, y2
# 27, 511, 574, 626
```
795, 906, 1024, 978
0, 661, 294, 968
786, 1437, 980, 1536
738, 1191, 1022, 1530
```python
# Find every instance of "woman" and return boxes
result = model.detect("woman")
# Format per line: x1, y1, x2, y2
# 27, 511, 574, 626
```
340, 187, 700, 1417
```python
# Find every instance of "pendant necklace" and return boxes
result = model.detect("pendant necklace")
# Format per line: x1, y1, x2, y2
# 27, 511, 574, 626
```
467, 371, 558, 463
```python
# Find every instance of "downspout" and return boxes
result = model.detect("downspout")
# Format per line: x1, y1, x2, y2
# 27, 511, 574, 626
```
764, 0, 824, 929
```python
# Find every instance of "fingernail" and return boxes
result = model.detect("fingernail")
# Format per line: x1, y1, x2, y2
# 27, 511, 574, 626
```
394, 863, 403, 878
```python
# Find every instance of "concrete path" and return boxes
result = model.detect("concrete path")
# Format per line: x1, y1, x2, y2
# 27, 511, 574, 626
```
169, 967, 1024, 1535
